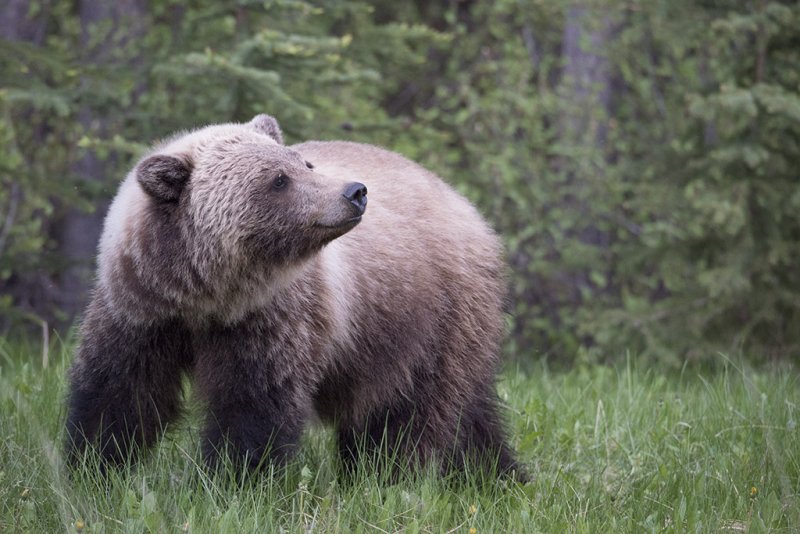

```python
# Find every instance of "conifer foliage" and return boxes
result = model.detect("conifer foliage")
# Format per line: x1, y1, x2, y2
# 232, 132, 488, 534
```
1, 1, 798, 363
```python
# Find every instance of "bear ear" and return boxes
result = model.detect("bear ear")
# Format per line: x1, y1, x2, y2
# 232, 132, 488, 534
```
249, 114, 284, 145
136, 154, 192, 203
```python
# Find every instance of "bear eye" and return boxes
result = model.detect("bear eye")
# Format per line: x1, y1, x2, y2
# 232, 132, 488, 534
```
272, 174, 290, 190
305, 161, 314, 169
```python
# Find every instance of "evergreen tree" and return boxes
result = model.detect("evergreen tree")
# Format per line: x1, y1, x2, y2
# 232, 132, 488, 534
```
1, 0, 798, 363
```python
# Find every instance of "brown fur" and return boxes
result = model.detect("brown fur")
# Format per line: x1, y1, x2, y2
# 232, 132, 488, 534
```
65, 115, 525, 480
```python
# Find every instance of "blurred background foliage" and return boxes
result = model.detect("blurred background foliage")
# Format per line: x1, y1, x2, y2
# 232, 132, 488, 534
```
0, 0, 798, 366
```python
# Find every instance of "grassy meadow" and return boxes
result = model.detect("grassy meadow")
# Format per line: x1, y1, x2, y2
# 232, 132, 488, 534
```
1, 339, 798, 533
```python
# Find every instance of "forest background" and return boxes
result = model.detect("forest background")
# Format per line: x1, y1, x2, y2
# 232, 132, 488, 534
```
1, 0, 798, 366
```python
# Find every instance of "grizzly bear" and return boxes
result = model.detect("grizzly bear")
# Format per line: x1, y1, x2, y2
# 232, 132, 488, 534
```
65, 114, 524, 480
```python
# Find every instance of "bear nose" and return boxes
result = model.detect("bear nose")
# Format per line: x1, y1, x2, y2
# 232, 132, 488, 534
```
343, 182, 368, 215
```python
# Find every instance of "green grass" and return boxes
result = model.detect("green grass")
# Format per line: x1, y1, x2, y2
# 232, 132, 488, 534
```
1, 340, 798, 533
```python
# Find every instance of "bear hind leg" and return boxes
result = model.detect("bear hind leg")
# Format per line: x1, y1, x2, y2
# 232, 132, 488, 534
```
456, 391, 529, 483
336, 400, 426, 482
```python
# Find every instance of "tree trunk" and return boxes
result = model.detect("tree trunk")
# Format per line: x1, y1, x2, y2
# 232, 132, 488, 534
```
53, 0, 147, 321
0, 0, 47, 42
0, 0, 51, 333
555, 4, 615, 312
560, 4, 613, 158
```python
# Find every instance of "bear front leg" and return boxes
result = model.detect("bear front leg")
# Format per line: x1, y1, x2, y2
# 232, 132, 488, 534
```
65, 297, 193, 468
195, 321, 310, 474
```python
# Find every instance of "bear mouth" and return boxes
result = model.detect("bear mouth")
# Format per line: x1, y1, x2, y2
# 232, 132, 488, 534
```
314, 216, 362, 230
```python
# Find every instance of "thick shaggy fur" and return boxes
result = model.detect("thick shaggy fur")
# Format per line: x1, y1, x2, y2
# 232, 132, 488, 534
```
65, 115, 524, 479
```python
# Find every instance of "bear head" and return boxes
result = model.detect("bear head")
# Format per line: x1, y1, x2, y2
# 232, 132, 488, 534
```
99, 115, 366, 321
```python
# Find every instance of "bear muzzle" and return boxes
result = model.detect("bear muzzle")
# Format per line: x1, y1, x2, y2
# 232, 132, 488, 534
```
313, 182, 367, 232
